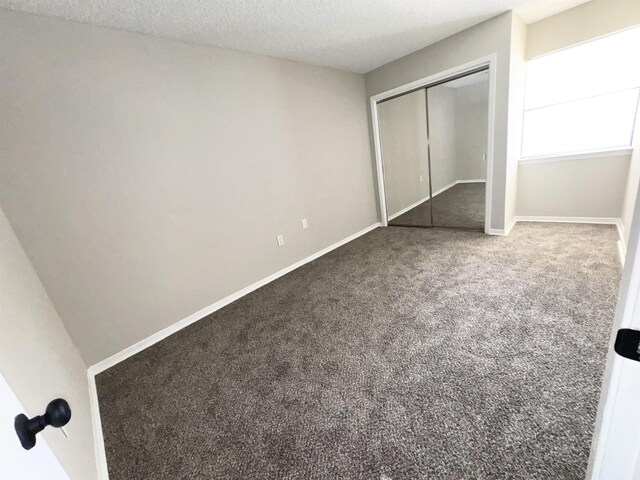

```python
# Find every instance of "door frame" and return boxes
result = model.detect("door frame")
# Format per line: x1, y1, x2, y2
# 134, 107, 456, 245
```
587, 164, 640, 479
369, 54, 497, 234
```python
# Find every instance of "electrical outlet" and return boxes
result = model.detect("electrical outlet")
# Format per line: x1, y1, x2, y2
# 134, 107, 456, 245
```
301, 219, 308, 229
276, 235, 284, 247
419, 175, 423, 182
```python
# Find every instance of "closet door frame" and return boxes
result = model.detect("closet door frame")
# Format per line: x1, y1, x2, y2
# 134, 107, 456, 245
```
370, 55, 497, 234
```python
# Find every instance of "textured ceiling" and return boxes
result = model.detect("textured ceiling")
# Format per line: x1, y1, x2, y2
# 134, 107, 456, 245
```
0, 0, 589, 73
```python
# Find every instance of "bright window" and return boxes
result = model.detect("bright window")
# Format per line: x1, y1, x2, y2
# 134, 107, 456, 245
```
521, 27, 640, 159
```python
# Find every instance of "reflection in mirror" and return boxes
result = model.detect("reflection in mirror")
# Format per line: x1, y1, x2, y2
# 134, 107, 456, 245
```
377, 90, 431, 227
428, 70, 489, 230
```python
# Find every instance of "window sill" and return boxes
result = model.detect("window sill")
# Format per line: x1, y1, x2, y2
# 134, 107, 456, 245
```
520, 147, 633, 165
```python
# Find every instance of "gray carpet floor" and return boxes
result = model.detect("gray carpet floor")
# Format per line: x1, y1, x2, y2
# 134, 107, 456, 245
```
96, 223, 620, 479
390, 182, 485, 230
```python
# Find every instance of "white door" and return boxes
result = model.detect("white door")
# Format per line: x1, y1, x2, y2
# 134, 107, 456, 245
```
589, 183, 640, 479
0, 373, 70, 480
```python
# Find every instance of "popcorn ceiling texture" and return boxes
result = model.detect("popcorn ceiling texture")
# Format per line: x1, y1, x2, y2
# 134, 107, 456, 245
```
96, 223, 619, 479
0, 0, 587, 73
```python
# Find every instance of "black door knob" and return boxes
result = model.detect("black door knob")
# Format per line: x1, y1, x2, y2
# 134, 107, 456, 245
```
15, 398, 72, 450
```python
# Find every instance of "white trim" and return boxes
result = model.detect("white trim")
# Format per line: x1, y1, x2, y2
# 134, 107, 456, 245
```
617, 222, 627, 267
520, 147, 633, 165
485, 55, 497, 235
487, 215, 517, 236
505, 216, 518, 236
370, 54, 498, 234
387, 180, 486, 221
457, 179, 487, 184
87, 370, 109, 479
618, 240, 627, 267
371, 97, 388, 227
515, 216, 621, 226
90, 222, 381, 374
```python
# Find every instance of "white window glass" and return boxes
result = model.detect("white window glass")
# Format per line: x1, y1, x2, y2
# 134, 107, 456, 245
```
522, 26, 640, 158
522, 89, 639, 158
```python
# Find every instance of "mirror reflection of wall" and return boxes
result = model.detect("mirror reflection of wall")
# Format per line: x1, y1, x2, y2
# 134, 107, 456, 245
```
378, 90, 431, 227
377, 68, 489, 231
428, 70, 489, 230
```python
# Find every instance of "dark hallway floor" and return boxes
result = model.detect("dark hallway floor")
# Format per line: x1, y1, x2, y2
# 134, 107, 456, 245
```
96, 223, 620, 479
389, 182, 485, 230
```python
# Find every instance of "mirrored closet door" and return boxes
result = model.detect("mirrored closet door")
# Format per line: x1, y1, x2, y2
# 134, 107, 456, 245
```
377, 67, 489, 231
428, 70, 489, 230
378, 89, 432, 227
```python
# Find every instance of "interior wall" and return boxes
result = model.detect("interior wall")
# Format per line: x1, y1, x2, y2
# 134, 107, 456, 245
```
0, 208, 97, 480
427, 86, 458, 193
454, 81, 489, 181
365, 11, 522, 232
526, 0, 640, 59
377, 90, 429, 217
516, 154, 630, 218
0, 10, 378, 365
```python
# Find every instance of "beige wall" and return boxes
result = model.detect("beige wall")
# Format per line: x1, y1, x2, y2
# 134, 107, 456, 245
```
377, 90, 430, 217
0, 10, 378, 365
365, 12, 523, 232
0, 208, 97, 479
516, 154, 630, 218
526, 0, 640, 59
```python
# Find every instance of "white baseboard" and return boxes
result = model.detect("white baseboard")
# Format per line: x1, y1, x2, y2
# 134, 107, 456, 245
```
485, 216, 517, 236
457, 179, 486, 184
88, 371, 109, 479
87, 221, 382, 479
505, 216, 518, 235
515, 216, 621, 226
387, 179, 485, 221
617, 222, 627, 267
618, 240, 627, 267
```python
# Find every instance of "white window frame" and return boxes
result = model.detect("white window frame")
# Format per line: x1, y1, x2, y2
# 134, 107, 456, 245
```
520, 28, 640, 161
